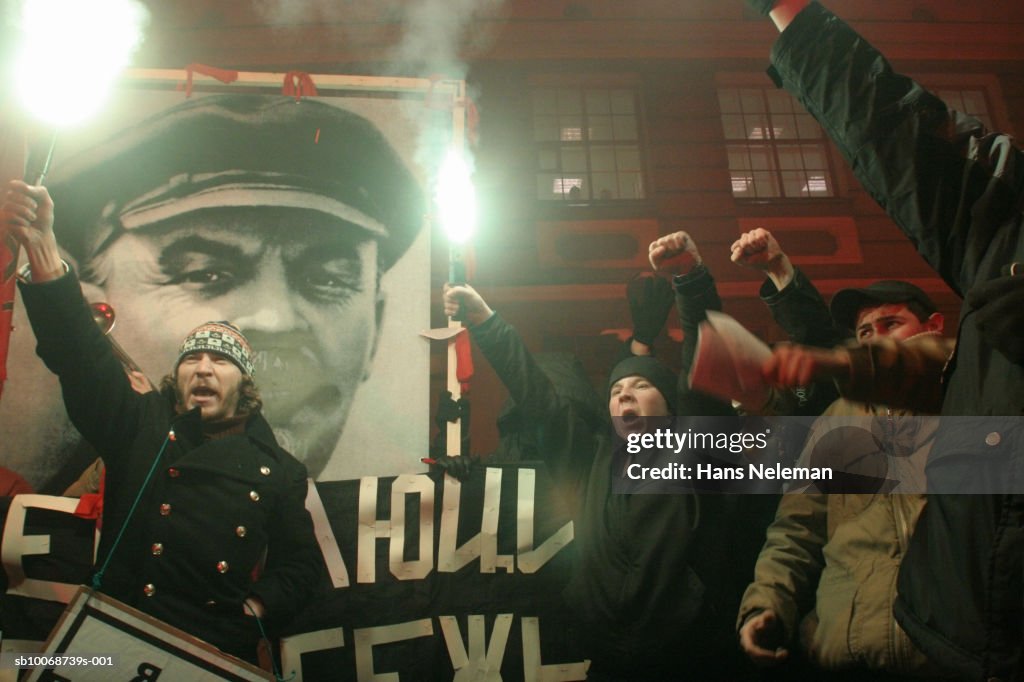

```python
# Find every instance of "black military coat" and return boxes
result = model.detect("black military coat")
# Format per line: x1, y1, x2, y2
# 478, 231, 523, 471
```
20, 271, 322, 661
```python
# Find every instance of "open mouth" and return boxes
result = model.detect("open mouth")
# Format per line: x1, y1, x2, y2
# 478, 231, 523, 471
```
620, 410, 641, 426
191, 386, 218, 401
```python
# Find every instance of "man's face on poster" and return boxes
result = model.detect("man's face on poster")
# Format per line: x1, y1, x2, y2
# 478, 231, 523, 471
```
92, 206, 384, 477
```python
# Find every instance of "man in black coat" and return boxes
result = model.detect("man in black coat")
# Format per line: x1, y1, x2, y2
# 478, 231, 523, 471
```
2, 179, 323, 665
747, 1, 1024, 678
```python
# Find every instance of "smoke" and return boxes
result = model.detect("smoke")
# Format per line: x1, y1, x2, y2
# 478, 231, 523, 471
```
251, 0, 505, 79
250, 0, 504, 226
388, 0, 504, 79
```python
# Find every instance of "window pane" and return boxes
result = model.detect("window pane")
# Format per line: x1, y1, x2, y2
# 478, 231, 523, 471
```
537, 173, 560, 200
801, 143, 827, 170
728, 146, 752, 171
722, 114, 745, 140
730, 173, 753, 197
806, 173, 833, 196
748, 147, 776, 171
538, 149, 558, 171
534, 115, 559, 142
612, 115, 638, 140
554, 176, 587, 199
616, 146, 641, 171
771, 113, 798, 140
586, 90, 610, 114
752, 171, 780, 198
589, 115, 614, 141
591, 146, 616, 171
744, 115, 772, 140
610, 90, 635, 114
561, 147, 587, 172
618, 172, 643, 199
559, 117, 584, 141
557, 91, 581, 114
592, 172, 617, 199
781, 170, 808, 197
776, 144, 803, 170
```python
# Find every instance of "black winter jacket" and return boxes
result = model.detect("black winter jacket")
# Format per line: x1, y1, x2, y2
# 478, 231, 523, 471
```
770, 4, 1024, 679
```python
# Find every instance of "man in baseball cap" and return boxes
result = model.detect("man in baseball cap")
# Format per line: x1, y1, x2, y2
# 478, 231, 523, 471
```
4, 93, 424, 487
829, 280, 943, 343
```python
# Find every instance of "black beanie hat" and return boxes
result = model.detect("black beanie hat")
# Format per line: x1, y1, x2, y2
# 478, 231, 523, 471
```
607, 356, 678, 415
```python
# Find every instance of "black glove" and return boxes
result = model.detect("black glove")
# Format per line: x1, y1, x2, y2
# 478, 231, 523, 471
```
425, 454, 474, 481
746, 0, 778, 16
627, 273, 674, 346
966, 273, 1024, 364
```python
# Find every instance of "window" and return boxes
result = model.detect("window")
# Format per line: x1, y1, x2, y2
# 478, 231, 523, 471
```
718, 86, 835, 200
532, 86, 645, 202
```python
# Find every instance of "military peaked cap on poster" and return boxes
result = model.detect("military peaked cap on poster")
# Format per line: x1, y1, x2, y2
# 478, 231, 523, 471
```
48, 94, 425, 271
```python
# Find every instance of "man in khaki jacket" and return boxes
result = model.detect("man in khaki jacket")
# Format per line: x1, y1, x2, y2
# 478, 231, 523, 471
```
737, 279, 952, 676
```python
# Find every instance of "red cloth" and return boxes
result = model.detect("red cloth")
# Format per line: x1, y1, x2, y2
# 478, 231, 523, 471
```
455, 330, 474, 394
0, 466, 32, 496
179, 63, 239, 97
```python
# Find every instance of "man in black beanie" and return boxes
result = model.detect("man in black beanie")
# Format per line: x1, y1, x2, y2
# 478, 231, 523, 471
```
442, 230, 757, 680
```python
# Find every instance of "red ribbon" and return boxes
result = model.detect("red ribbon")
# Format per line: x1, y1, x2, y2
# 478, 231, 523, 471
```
455, 330, 474, 395
282, 71, 318, 101
178, 63, 240, 98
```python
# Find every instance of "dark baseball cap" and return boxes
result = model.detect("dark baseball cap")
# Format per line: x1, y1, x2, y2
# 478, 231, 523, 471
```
48, 94, 424, 270
830, 280, 938, 331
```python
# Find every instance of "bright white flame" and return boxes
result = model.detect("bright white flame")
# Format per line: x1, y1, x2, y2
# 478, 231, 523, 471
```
436, 150, 477, 245
13, 0, 149, 127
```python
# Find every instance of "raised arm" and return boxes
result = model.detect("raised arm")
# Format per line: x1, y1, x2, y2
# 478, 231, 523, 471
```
757, 0, 1021, 295
649, 231, 736, 416
3, 180, 145, 457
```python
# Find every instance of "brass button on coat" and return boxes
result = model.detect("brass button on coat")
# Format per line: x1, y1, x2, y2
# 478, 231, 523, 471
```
216, 560, 229, 574
260, 466, 271, 476
249, 490, 260, 502
159, 503, 172, 516
151, 543, 163, 556
168, 468, 180, 478
236, 526, 247, 538
985, 432, 1002, 447
143, 583, 156, 597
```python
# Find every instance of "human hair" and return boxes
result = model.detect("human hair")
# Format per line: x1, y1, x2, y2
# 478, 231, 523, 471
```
159, 371, 262, 417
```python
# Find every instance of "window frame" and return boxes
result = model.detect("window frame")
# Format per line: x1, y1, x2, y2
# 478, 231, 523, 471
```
528, 74, 652, 208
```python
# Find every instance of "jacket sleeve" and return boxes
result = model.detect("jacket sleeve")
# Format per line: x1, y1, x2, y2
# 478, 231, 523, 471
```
470, 313, 598, 488
672, 264, 737, 416
736, 491, 827, 643
760, 267, 845, 349
769, 2, 1024, 296
839, 335, 955, 414
759, 267, 841, 416
18, 270, 145, 462
249, 459, 323, 628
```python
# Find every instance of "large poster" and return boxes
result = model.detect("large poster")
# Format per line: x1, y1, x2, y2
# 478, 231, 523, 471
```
0, 73, 440, 490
